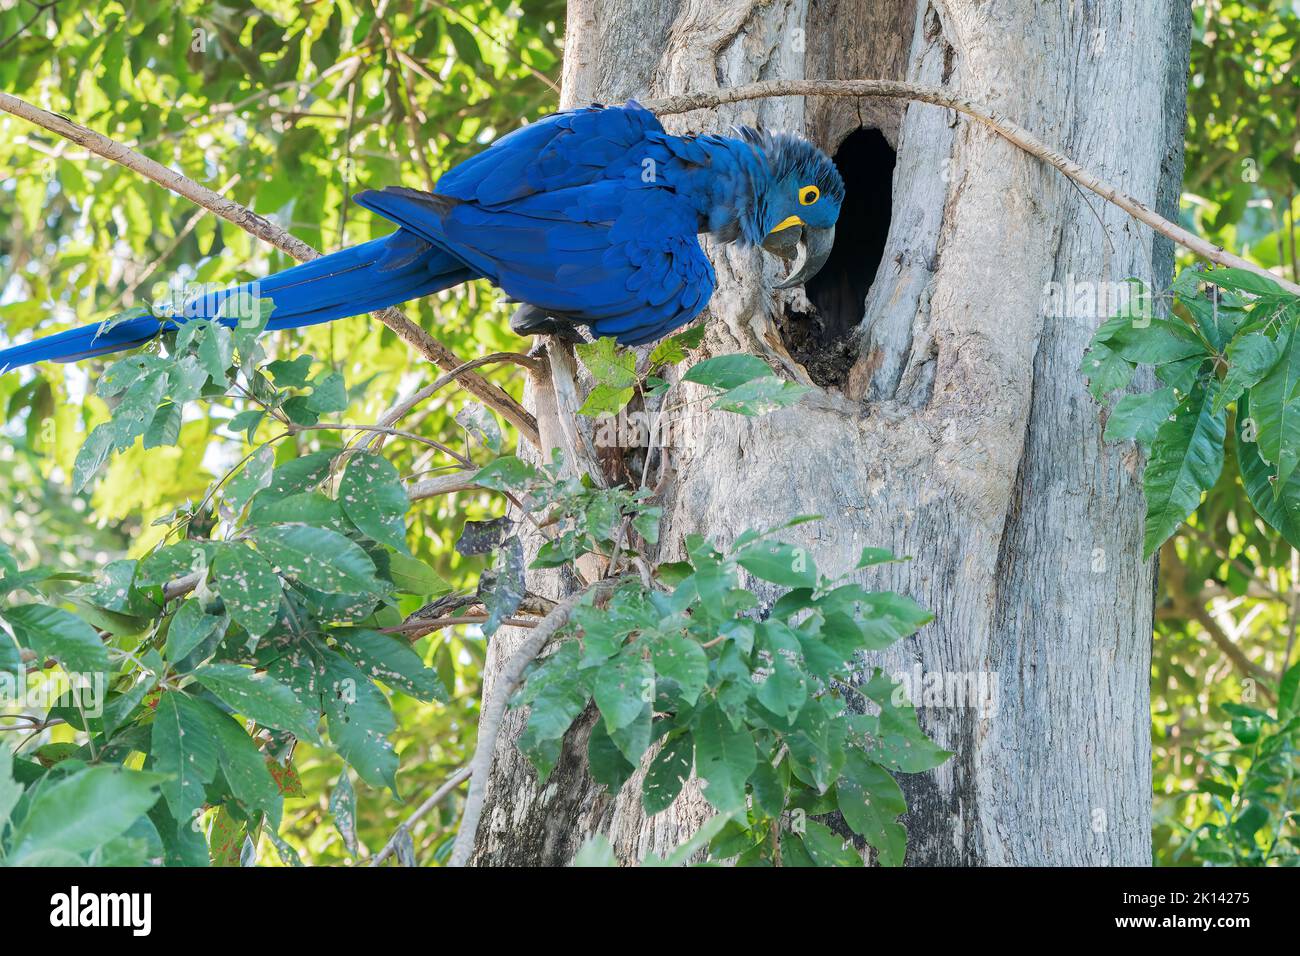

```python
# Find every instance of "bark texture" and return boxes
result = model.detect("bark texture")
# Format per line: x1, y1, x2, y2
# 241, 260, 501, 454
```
471, 0, 1191, 866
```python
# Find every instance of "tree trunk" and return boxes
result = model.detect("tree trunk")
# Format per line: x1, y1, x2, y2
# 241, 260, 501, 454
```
470, 0, 1191, 866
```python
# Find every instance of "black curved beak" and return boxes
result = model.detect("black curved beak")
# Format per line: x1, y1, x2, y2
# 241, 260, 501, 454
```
762, 223, 836, 289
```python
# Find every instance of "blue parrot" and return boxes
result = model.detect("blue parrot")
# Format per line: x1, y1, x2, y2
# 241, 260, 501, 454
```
0, 101, 843, 370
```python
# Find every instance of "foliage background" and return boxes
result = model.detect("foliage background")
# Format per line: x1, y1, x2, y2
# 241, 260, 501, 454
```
0, 0, 1295, 864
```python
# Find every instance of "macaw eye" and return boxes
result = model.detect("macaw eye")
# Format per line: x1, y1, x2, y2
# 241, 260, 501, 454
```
798, 185, 820, 206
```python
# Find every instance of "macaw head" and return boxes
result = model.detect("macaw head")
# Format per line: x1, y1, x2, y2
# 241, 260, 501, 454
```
738, 128, 845, 288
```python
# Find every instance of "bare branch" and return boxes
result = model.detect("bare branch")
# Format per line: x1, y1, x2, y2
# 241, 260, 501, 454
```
0, 91, 540, 446
644, 80, 1300, 296
406, 471, 480, 501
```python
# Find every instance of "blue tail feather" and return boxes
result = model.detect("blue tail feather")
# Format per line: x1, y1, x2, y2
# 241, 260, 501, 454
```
0, 230, 473, 371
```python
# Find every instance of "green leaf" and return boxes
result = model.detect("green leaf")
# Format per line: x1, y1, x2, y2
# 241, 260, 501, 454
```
1251, 318, 1300, 496
253, 525, 382, 594
575, 337, 636, 388
473, 456, 540, 492
577, 383, 634, 417
321, 652, 398, 793
72, 423, 116, 492
855, 675, 953, 773
192, 663, 321, 743
683, 354, 772, 390
1142, 382, 1226, 557
8, 766, 163, 862
643, 734, 693, 815
1215, 332, 1278, 412
137, 541, 213, 586
648, 324, 705, 367
3, 604, 109, 674
836, 751, 908, 866
143, 402, 182, 449
205, 703, 283, 827
650, 636, 708, 705
164, 599, 224, 663
151, 692, 219, 828
588, 718, 637, 791
748, 758, 786, 818
1103, 387, 1180, 445
211, 545, 282, 639
333, 628, 448, 702
1079, 340, 1135, 400
799, 819, 863, 867
1103, 318, 1209, 365
481, 537, 525, 639
712, 377, 811, 416
593, 652, 653, 733
385, 552, 452, 596
1236, 393, 1300, 550
259, 450, 339, 500
330, 771, 358, 856
693, 700, 757, 811
306, 371, 348, 413
856, 547, 905, 569
224, 446, 274, 512
339, 453, 410, 552
1202, 268, 1285, 297
266, 355, 314, 387
736, 540, 818, 588
198, 322, 234, 381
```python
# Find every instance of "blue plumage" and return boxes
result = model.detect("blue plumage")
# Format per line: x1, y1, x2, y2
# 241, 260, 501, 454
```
0, 101, 843, 369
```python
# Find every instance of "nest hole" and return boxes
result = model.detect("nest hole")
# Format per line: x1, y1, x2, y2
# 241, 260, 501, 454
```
782, 127, 896, 388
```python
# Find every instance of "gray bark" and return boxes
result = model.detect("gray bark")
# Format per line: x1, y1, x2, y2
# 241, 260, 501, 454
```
470, 0, 1190, 866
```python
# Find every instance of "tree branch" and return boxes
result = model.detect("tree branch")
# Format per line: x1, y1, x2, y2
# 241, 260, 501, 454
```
644, 80, 1300, 297
369, 765, 472, 866
447, 580, 618, 867
0, 91, 540, 446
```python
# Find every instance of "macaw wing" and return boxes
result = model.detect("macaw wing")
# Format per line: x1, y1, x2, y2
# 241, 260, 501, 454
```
434, 101, 664, 207
353, 184, 714, 346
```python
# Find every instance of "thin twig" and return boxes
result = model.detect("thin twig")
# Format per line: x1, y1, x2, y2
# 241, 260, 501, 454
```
369, 351, 542, 450
369, 765, 472, 866
644, 80, 1300, 296
0, 91, 540, 446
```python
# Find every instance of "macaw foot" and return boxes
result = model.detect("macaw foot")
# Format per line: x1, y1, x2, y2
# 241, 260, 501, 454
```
509, 304, 587, 344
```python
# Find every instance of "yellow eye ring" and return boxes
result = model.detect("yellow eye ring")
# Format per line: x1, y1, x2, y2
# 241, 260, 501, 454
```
799, 185, 820, 206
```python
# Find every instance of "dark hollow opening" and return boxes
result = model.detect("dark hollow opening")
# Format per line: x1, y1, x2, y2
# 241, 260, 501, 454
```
783, 128, 896, 387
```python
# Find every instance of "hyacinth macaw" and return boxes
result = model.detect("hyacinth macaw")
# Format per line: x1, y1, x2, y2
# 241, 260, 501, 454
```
0, 101, 843, 370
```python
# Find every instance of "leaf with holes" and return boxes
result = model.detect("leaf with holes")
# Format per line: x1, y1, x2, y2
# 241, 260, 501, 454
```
192, 663, 320, 744
212, 545, 281, 639
254, 526, 382, 595
339, 453, 410, 553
